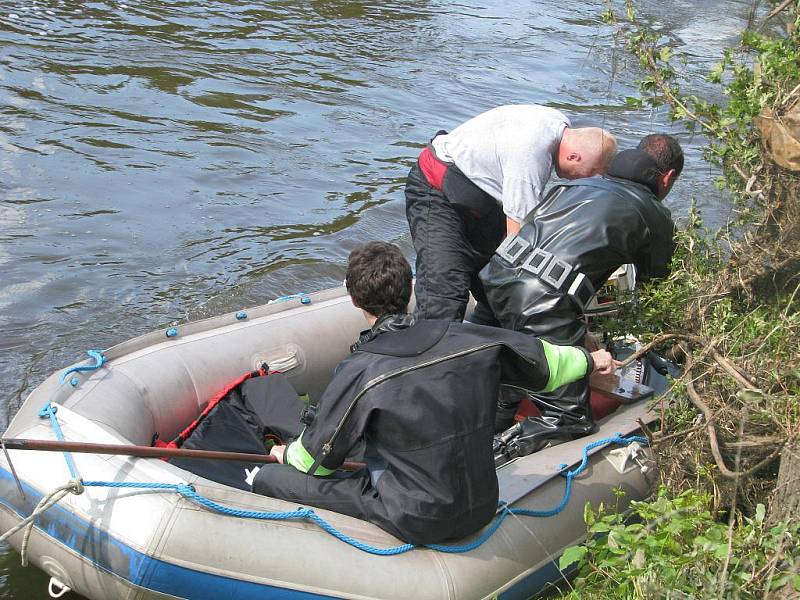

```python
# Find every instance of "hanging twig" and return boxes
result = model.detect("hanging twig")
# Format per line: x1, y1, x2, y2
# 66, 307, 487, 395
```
709, 348, 759, 389
651, 423, 707, 445
764, 0, 794, 21
616, 332, 704, 368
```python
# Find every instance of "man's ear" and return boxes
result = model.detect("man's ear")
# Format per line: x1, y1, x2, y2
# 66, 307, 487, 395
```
566, 152, 581, 163
658, 168, 677, 198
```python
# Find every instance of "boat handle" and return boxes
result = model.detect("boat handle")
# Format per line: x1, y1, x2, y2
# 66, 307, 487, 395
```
48, 577, 71, 599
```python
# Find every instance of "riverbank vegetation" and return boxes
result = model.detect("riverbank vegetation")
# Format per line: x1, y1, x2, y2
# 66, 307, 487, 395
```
559, 1, 800, 597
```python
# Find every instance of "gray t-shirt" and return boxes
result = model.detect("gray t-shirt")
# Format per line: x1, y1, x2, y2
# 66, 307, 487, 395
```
431, 104, 570, 222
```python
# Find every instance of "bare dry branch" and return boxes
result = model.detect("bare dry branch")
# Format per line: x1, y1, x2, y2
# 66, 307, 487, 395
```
686, 380, 784, 479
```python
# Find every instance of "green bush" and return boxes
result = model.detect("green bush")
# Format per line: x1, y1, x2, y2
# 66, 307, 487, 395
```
559, 487, 800, 599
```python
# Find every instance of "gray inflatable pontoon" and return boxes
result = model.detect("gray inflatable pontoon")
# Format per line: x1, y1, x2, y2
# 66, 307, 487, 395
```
0, 285, 657, 599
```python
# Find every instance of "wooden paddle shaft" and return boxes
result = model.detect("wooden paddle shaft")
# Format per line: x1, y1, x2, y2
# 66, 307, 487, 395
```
1, 438, 366, 471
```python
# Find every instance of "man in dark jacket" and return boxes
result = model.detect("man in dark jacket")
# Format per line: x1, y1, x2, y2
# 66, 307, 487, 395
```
480, 133, 683, 442
252, 241, 617, 545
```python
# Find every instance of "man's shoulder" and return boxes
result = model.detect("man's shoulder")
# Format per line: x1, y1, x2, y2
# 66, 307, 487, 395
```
554, 175, 658, 205
350, 318, 451, 359
474, 104, 569, 127
435, 319, 532, 347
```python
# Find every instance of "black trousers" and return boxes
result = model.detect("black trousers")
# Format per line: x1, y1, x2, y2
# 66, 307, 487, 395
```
252, 464, 404, 534
252, 464, 484, 545
405, 164, 504, 324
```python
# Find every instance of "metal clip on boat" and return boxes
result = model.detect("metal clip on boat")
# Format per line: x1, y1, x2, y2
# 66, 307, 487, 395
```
606, 441, 652, 475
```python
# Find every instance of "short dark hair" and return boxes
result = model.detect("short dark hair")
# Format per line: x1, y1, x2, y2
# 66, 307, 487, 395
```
638, 134, 684, 177
346, 242, 412, 318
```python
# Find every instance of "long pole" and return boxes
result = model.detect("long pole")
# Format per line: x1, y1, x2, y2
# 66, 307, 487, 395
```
0, 438, 365, 471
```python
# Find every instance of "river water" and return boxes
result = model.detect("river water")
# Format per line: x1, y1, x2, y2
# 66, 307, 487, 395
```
0, 0, 755, 597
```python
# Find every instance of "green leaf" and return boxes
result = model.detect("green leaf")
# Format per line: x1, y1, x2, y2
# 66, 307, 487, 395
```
590, 522, 612, 533
769, 575, 789, 590
559, 545, 587, 570
736, 388, 764, 404
708, 62, 725, 83
713, 543, 730, 559
793, 574, 800, 592
625, 96, 643, 108
755, 504, 766, 525
659, 46, 672, 62
584, 501, 595, 527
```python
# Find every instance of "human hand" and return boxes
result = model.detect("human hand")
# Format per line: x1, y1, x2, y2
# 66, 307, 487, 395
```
590, 349, 621, 376
270, 444, 286, 464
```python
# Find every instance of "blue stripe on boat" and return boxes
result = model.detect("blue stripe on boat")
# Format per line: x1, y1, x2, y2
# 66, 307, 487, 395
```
0, 466, 334, 598
0, 466, 558, 599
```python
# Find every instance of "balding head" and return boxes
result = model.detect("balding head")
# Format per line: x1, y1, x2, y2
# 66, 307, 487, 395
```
556, 127, 617, 179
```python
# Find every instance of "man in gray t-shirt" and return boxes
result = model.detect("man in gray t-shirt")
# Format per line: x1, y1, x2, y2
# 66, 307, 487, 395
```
406, 104, 616, 324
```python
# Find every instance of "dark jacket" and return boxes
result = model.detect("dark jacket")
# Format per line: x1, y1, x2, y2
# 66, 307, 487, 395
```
285, 315, 592, 544
480, 175, 675, 345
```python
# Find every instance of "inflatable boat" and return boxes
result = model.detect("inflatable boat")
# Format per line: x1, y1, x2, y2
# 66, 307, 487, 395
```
0, 285, 661, 600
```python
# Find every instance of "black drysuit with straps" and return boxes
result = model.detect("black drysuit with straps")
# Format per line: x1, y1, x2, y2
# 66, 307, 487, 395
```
480, 151, 676, 438
251, 314, 593, 545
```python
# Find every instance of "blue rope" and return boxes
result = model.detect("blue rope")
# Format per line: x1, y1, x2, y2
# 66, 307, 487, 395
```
39, 404, 80, 480
81, 480, 416, 556
59, 350, 106, 385
426, 507, 513, 553
80, 435, 647, 556
39, 349, 107, 479
270, 293, 311, 305
509, 433, 648, 519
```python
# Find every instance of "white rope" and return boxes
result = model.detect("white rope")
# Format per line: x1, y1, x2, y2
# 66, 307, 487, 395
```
506, 508, 576, 594
0, 479, 84, 567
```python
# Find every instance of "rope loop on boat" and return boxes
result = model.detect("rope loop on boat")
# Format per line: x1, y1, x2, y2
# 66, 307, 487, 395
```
35, 348, 108, 481
78, 435, 648, 556
509, 433, 649, 519
0, 479, 84, 567
58, 350, 106, 385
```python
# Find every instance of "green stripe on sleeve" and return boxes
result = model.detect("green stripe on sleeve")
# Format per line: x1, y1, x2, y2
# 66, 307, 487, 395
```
285, 433, 334, 476
540, 341, 589, 392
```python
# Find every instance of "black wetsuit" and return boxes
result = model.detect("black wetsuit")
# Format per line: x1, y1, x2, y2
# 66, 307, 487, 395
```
480, 149, 676, 435
252, 314, 592, 545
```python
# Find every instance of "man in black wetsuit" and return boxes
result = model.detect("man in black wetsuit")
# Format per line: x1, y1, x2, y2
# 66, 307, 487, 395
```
252, 241, 617, 545
480, 134, 683, 446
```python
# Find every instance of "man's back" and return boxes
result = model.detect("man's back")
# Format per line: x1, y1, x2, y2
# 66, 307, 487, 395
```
522, 176, 673, 285
481, 175, 675, 342
431, 104, 570, 222
296, 316, 590, 544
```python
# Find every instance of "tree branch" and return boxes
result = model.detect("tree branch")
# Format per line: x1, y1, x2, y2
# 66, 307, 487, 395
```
686, 379, 784, 479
